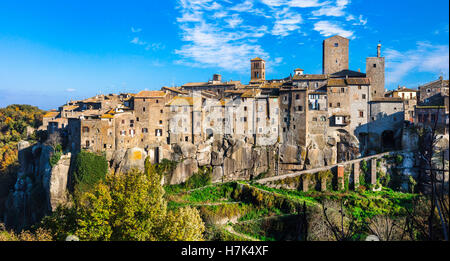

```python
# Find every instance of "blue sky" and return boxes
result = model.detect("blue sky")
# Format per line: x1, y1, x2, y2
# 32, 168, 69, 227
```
0, 0, 448, 110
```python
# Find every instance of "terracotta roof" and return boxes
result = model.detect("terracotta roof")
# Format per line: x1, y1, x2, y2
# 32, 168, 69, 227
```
135, 90, 166, 98
346, 78, 370, 85
370, 97, 403, 102
293, 74, 328, 80
294, 68, 304, 71
162, 86, 188, 94
241, 89, 261, 98
251, 57, 264, 61
166, 96, 202, 106
394, 88, 418, 93
100, 108, 117, 119
327, 79, 347, 87
182, 81, 241, 87
63, 105, 79, 111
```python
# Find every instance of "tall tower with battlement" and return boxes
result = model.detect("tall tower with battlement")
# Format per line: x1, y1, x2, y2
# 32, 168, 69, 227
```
366, 43, 385, 98
250, 57, 265, 83
323, 35, 349, 75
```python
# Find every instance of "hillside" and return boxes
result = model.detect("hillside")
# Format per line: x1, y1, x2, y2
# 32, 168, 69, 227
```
0, 104, 46, 218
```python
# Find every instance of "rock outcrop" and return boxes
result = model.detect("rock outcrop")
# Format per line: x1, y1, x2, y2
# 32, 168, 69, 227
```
4, 142, 71, 230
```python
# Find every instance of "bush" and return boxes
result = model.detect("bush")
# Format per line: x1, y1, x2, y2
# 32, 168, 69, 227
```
72, 150, 108, 195
185, 166, 212, 190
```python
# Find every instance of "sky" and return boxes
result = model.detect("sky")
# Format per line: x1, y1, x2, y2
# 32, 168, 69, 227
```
0, 0, 448, 110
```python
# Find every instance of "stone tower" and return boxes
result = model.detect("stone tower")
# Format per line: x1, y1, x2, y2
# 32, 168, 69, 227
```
323, 35, 349, 75
250, 57, 265, 83
366, 43, 385, 98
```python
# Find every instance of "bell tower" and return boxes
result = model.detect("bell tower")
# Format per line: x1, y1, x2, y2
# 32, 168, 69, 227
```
250, 57, 265, 83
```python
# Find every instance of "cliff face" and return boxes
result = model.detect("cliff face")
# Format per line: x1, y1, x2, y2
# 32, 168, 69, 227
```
3, 141, 70, 231
5, 132, 363, 230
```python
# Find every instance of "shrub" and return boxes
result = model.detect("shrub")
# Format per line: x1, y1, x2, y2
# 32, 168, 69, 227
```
395, 154, 404, 165
72, 150, 108, 195
185, 166, 212, 189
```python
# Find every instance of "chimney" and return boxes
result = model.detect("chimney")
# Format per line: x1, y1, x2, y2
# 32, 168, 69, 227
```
377, 43, 381, 58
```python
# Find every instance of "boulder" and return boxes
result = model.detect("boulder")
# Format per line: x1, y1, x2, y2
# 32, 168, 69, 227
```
197, 144, 212, 166
170, 158, 199, 185
119, 147, 148, 173
211, 149, 224, 166
179, 142, 197, 159
279, 144, 300, 163
212, 166, 223, 183
47, 153, 71, 211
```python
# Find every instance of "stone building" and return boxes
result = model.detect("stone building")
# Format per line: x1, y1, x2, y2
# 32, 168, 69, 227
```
418, 76, 449, 103
368, 97, 404, 151
250, 57, 266, 83
366, 44, 385, 98
385, 86, 418, 122
181, 75, 242, 98
167, 96, 204, 144
323, 35, 349, 75
133, 90, 169, 149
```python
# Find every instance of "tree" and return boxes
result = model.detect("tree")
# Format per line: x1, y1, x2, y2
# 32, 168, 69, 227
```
41, 157, 205, 241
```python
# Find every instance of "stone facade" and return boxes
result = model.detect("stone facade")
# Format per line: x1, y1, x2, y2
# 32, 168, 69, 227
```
366, 44, 385, 98
323, 35, 349, 75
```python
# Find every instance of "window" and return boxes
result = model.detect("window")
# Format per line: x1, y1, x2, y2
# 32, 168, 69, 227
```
160, 109, 163, 113
334, 43, 339, 47
82, 127, 89, 133
136, 117, 140, 122
185, 136, 189, 142
337, 102, 341, 107
373, 64, 377, 68
143, 107, 146, 112
283, 127, 286, 133
320, 116, 327, 122
142, 128, 148, 133
295, 94, 300, 100
296, 106, 303, 112
313, 117, 317, 122
156, 99, 159, 103
155, 129, 163, 137
359, 111, 364, 118
122, 120, 125, 124
341, 88, 345, 93
329, 103, 333, 107
362, 94, 366, 99
244, 106, 247, 111
159, 120, 163, 124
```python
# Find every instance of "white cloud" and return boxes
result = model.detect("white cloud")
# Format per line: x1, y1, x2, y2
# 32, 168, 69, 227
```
312, 0, 350, 17
230, 0, 253, 12
131, 27, 142, 33
385, 42, 450, 84
130, 37, 146, 45
174, 0, 364, 72
313, 20, 354, 38
225, 14, 244, 28
66, 88, 76, 92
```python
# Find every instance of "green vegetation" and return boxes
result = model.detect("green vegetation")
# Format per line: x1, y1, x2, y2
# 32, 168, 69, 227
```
39, 158, 205, 241
72, 150, 108, 195
49, 144, 63, 167
0, 105, 45, 220
164, 166, 213, 194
